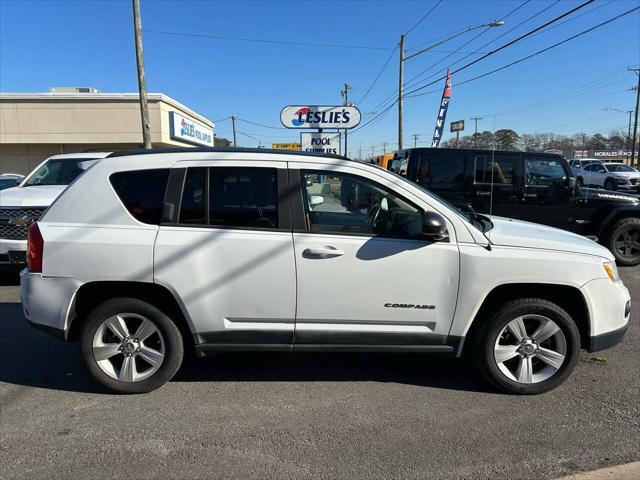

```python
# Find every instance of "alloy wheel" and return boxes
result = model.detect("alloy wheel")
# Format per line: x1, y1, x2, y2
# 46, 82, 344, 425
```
614, 226, 640, 261
493, 315, 567, 384
92, 313, 165, 382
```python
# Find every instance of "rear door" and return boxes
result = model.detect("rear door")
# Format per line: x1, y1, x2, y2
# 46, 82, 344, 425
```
154, 160, 296, 348
470, 153, 517, 218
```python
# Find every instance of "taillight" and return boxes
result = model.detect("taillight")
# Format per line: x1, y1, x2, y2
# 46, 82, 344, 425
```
27, 223, 44, 273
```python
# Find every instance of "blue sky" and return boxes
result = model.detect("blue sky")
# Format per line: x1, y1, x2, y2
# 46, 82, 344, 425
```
1, 0, 638, 157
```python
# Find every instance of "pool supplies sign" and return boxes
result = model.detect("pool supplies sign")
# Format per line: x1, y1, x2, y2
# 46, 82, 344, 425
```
301, 132, 342, 155
281, 105, 361, 129
169, 112, 214, 147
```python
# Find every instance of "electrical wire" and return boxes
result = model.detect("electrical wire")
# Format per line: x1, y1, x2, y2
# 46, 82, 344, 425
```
357, 44, 399, 105
405, 0, 443, 36
143, 28, 392, 51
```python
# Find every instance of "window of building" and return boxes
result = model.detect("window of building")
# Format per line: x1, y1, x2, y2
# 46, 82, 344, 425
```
110, 169, 170, 225
301, 171, 423, 238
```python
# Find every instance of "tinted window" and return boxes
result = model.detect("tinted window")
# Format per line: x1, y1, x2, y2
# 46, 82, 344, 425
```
24, 158, 98, 186
0, 178, 20, 189
585, 164, 605, 173
474, 156, 514, 184
110, 169, 169, 225
209, 167, 278, 229
606, 164, 635, 172
525, 158, 567, 186
415, 155, 464, 188
301, 171, 423, 238
179, 168, 206, 224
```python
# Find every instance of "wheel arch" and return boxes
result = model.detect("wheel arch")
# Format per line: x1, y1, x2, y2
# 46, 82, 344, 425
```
595, 207, 640, 236
68, 281, 196, 355
462, 283, 591, 353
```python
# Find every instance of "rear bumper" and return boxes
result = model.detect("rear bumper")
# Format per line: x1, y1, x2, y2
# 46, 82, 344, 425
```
20, 270, 81, 341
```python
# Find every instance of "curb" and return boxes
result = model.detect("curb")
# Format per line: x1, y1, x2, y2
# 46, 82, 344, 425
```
554, 462, 640, 480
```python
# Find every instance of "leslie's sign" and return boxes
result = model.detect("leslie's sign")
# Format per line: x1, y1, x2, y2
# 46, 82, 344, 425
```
280, 105, 361, 129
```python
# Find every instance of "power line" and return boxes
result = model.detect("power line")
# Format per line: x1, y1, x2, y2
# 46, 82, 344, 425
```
143, 28, 392, 51
405, 0, 443, 36
408, 5, 640, 97
236, 117, 288, 130
357, 44, 398, 105
405, 0, 600, 97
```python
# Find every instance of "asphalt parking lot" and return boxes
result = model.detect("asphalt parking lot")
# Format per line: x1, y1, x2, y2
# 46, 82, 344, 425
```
1, 268, 638, 480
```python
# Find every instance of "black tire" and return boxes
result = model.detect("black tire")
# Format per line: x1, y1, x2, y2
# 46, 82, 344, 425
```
601, 217, 640, 267
576, 177, 584, 188
472, 298, 580, 395
604, 178, 616, 191
80, 298, 184, 394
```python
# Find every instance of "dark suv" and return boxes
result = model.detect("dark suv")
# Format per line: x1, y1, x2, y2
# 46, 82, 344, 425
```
391, 148, 640, 266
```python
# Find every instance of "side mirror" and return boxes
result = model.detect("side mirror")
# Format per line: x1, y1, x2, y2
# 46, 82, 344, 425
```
568, 177, 576, 188
422, 211, 448, 241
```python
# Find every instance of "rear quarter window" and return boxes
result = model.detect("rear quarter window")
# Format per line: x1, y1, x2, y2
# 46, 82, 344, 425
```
110, 169, 170, 225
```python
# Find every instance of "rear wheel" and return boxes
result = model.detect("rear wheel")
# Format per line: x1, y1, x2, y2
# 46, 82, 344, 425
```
604, 178, 616, 191
602, 217, 640, 266
80, 298, 184, 393
473, 298, 580, 395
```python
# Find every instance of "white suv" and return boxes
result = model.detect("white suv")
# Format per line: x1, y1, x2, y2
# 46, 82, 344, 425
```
21, 148, 631, 394
0, 152, 110, 268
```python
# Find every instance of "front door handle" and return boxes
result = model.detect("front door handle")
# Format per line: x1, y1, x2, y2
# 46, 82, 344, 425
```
304, 246, 345, 257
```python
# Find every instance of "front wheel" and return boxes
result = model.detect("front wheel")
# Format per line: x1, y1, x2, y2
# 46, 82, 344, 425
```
473, 298, 580, 395
601, 217, 640, 266
80, 298, 184, 393
604, 178, 616, 191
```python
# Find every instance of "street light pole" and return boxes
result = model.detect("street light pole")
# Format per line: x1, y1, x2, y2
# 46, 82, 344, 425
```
231, 115, 238, 147
630, 67, 640, 168
398, 35, 405, 150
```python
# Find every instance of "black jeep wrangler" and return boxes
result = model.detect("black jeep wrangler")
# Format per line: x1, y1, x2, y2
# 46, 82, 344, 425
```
391, 148, 640, 266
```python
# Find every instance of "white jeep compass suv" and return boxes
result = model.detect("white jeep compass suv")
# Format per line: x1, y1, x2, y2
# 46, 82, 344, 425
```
21, 148, 631, 394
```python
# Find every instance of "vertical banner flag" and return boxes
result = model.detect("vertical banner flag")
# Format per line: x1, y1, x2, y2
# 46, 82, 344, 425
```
431, 69, 452, 148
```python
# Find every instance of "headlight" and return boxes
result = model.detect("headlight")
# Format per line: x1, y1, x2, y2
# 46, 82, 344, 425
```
603, 262, 619, 282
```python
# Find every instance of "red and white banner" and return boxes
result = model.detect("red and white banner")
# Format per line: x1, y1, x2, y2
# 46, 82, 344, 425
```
431, 69, 452, 148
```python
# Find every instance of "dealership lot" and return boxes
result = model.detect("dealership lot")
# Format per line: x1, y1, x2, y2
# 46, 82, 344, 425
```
0, 267, 638, 480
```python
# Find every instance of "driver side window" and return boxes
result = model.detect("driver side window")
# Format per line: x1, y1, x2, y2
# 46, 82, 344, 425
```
301, 171, 422, 238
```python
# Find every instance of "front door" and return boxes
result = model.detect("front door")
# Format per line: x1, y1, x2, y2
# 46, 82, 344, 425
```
154, 161, 296, 348
289, 163, 460, 348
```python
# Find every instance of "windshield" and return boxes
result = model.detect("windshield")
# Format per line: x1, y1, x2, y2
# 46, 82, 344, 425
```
605, 164, 636, 172
23, 158, 98, 186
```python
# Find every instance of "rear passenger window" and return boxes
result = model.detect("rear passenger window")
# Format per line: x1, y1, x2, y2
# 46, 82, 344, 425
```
179, 168, 206, 224
474, 156, 514, 184
110, 169, 169, 225
210, 168, 278, 229
415, 155, 465, 188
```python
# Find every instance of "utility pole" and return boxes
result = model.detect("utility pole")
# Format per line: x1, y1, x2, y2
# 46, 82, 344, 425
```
412, 134, 420, 147
231, 115, 238, 147
359, 143, 362, 161
630, 67, 640, 168
470, 117, 482, 147
371, 146, 375, 160
132, 0, 151, 149
398, 35, 405, 150
341, 83, 352, 156
382, 142, 387, 153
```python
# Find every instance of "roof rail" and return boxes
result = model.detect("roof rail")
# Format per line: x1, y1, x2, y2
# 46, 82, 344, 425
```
107, 146, 350, 160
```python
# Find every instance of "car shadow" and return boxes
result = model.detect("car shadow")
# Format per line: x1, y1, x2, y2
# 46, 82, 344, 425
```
0, 300, 491, 395
0, 270, 21, 286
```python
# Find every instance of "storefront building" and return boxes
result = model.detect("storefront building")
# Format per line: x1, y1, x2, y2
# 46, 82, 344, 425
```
0, 89, 215, 174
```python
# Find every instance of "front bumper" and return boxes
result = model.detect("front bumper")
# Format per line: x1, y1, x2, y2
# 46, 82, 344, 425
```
20, 271, 81, 341
580, 278, 631, 352
0, 238, 27, 266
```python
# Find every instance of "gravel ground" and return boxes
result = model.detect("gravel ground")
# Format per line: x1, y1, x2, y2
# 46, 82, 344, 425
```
1, 267, 638, 480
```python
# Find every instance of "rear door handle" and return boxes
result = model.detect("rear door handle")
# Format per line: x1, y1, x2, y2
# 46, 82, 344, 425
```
304, 246, 345, 257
